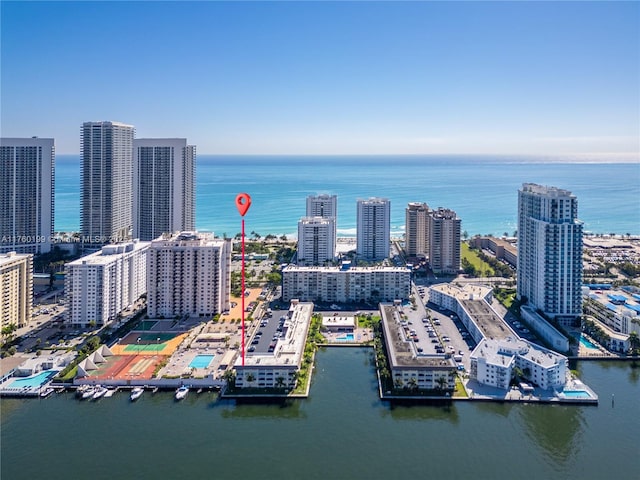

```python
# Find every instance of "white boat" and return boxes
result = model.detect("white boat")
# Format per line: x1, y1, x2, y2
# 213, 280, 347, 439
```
81, 386, 96, 400
40, 387, 54, 398
175, 385, 189, 400
91, 385, 108, 400
130, 387, 144, 401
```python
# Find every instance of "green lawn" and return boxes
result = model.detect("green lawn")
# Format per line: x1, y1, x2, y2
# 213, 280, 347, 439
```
461, 242, 495, 276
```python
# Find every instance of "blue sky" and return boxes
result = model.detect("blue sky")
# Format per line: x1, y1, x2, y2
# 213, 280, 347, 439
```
1, 1, 638, 156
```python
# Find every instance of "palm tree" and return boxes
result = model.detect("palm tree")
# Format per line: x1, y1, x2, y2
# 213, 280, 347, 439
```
435, 376, 447, 390
275, 376, 285, 389
407, 377, 418, 390
628, 331, 640, 356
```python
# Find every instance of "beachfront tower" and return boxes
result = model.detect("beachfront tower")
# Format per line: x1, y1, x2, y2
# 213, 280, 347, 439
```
0, 137, 55, 254
0, 252, 33, 328
405, 202, 429, 259
297, 217, 336, 266
307, 194, 337, 248
517, 183, 583, 325
133, 138, 195, 241
428, 208, 461, 274
357, 198, 390, 261
81, 121, 135, 245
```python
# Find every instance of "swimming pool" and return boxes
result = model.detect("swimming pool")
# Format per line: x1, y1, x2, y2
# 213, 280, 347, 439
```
578, 335, 599, 349
562, 390, 592, 399
336, 334, 355, 341
189, 354, 215, 369
8, 370, 57, 389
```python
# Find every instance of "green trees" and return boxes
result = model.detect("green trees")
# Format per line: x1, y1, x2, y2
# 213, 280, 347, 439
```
628, 331, 640, 356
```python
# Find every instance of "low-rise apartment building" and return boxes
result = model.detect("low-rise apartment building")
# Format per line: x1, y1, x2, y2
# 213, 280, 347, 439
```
234, 301, 313, 389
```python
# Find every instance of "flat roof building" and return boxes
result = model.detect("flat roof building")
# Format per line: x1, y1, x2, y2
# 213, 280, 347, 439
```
65, 240, 149, 327
81, 121, 135, 246
380, 303, 457, 391
357, 198, 390, 261
0, 137, 55, 254
428, 207, 461, 274
133, 138, 195, 241
282, 264, 411, 304
517, 183, 583, 324
405, 202, 429, 259
0, 252, 33, 328
297, 217, 336, 266
234, 301, 313, 389
147, 232, 231, 318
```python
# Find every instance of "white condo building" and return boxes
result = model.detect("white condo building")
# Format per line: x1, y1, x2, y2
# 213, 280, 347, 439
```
133, 138, 195, 241
65, 240, 149, 327
0, 137, 55, 254
297, 217, 336, 266
306, 194, 337, 219
0, 252, 33, 328
282, 263, 410, 303
81, 121, 135, 245
357, 198, 390, 261
147, 232, 231, 318
405, 202, 429, 258
428, 208, 461, 274
517, 183, 583, 324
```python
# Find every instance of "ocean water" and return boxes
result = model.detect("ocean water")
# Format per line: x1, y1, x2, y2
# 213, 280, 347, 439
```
54, 155, 640, 237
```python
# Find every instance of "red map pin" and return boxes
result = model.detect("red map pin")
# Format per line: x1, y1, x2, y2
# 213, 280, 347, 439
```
235, 193, 251, 216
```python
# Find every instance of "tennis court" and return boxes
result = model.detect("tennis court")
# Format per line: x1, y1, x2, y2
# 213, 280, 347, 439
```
110, 331, 187, 356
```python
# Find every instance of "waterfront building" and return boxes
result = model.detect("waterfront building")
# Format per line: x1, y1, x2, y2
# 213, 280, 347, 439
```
380, 303, 457, 390
234, 301, 313, 389
428, 207, 461, 274
282, 263, 410, 303
428, 282, 571, 390
517, 183, 583, 325
133, 138, 195, 241
306, 194, 337, 251
0, 137, 55, 254
470, 337, 568, 391
356, 198, 390, 261
405, 202, 429, 259
582, 288, 640, 353
81, 121, 135, 246
0, 252, 33, 328
65, 240, 149, 327
297, 217, 336, 266
147, 232, 231, 318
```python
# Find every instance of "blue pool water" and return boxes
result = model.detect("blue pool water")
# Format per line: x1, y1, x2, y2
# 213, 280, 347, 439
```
579, 335, 599, 349
189, 355, 215, 369
562, 390, 592, 399
336, 334, 355, 341
8, 370, 57, 389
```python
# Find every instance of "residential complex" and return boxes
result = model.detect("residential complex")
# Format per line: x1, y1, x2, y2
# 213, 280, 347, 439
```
428, 207, 461, 274
0, 137, 55, 254
470, 236, 518, 267
517, 183, 583, 325
133, 138, 195, 241
470, 337, 567, 390
306, 194, 337, 255
147, 232, 231, 318
428, 282, 570, 389
81, 121, 135, 245
356, 197, 390, 261
297, 216, 336, 266
380, 303, 457, 390
282, 263, 410, 303
234, 301, 313, 389
65, 240, 149, 327
405, 202, 429, 259
0, 252, 33, 328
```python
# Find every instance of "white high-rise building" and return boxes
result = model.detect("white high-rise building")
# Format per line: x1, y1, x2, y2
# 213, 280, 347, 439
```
81, 121, 134, 245
297, 217, 336, 266
133, 138, 195, 241
0, 252, 33, 328
428, 208, 461, 274
147, 232, 231, 318
0, 137, 55, 254
517, 183, 583, 324
65, 240, 149, 327
405, 202, 429, 259
356, 198, 390, 261
306, 194, 337, 218
306, 194, 337, 250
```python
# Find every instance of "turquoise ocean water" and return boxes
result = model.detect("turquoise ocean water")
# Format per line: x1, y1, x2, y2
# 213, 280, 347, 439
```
55, 155, 640, 237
